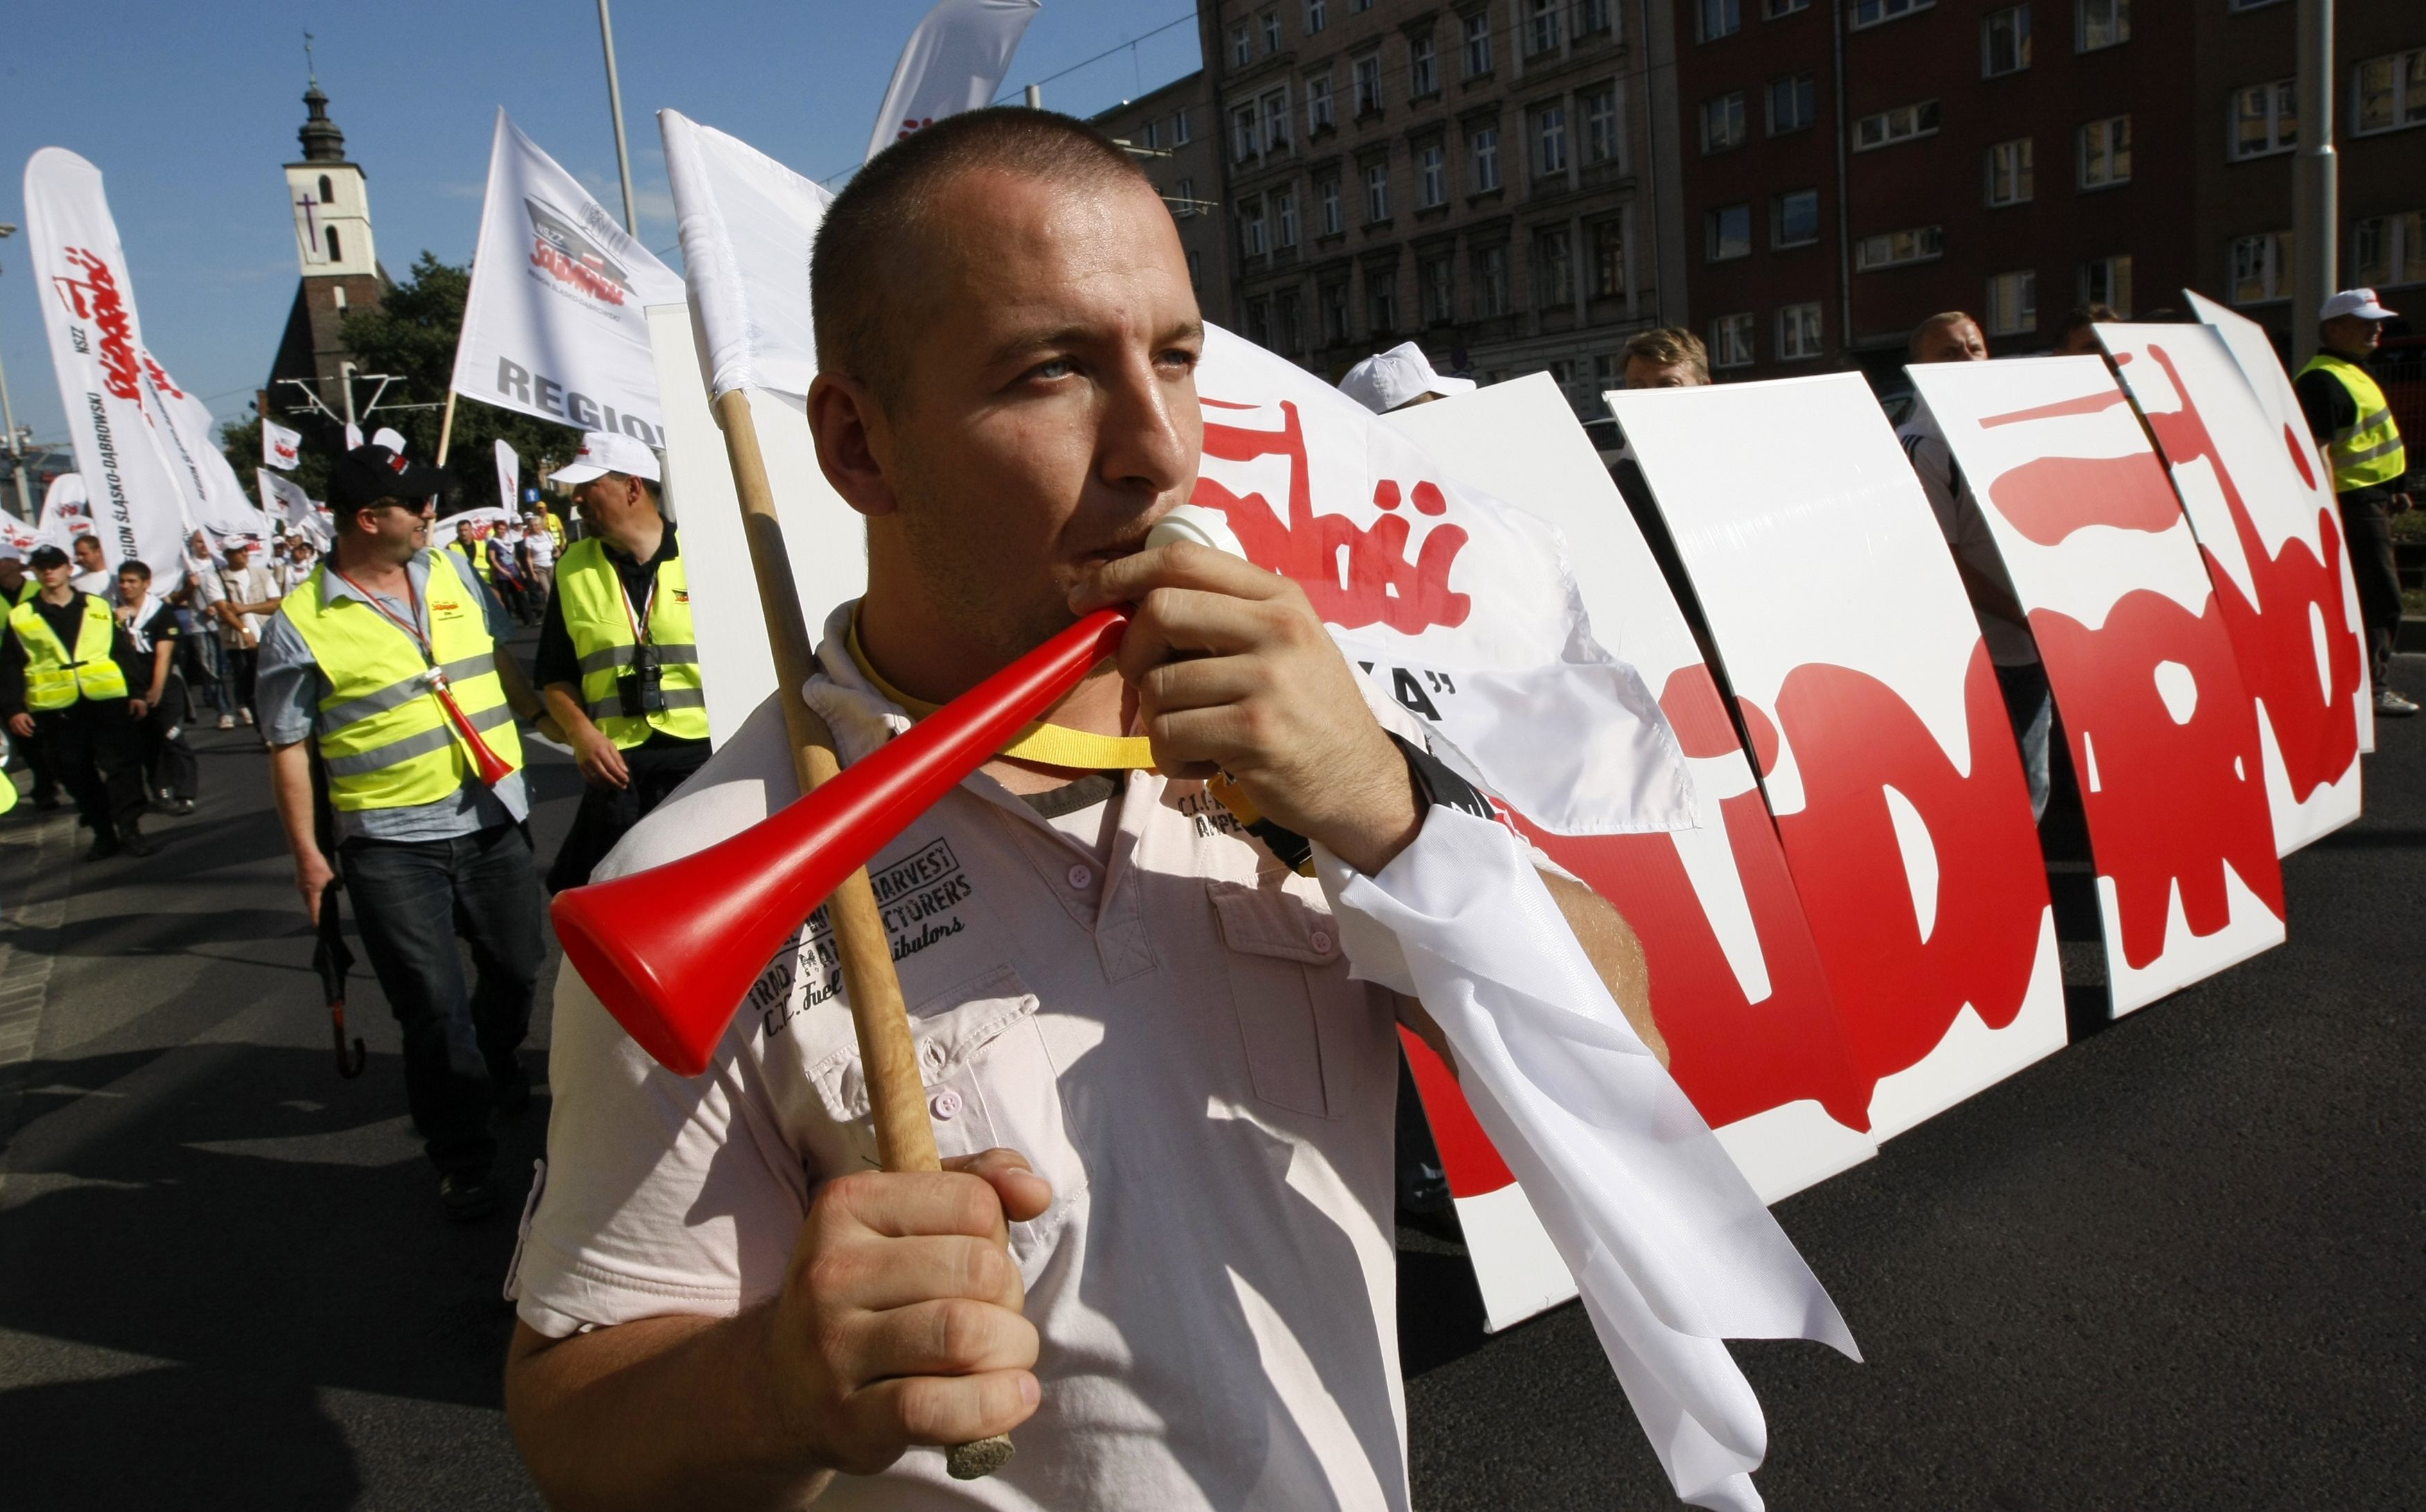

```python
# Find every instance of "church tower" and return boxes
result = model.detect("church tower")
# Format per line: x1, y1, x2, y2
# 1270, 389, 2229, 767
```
263, 80, 387, 433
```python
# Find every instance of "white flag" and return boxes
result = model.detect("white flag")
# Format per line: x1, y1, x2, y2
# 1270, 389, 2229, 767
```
432, 504, 514, 550
496, 439, 521, 513
258, 467, 329, 548
661, 111, 834, 405
865, 0, 1041, 161
37, 471, 94, 547
452, 110, 684, 443
263, 417, 304, 471
144, 349, 265, 554
344, 421, 365, 452
22, 148, 198, 593
372, 425, 408, 456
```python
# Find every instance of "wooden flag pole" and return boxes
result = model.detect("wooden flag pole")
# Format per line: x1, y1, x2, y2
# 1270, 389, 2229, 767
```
434, 389, 460, 469
707, 386, 1015, 1482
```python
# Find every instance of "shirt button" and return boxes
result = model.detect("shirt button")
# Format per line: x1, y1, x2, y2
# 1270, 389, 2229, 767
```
931, 1087, 963, 1120
1066, 863, 1094, 890
1309, 929, 1335, 956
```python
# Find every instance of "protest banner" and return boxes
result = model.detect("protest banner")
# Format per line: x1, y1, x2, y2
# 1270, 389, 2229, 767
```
262, 418, 303, 471
495, 439, 520, 514
865, 0, 1041, 161
37, 472, 94, 547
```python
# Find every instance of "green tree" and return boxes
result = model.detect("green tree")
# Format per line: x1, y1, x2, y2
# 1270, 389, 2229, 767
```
218, 252, 582, 514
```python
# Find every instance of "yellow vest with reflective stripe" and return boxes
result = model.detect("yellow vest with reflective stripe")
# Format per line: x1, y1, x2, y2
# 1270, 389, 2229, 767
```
9, 593, 128, 709
2297, 352, 2407, 491
555, 536, 708, 748
278, 551, 525, 811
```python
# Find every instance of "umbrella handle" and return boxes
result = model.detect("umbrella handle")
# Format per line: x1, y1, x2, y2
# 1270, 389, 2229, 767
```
330, 1001, 367, 1079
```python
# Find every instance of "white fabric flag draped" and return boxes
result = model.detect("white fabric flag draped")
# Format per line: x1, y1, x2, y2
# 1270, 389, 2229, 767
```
145, 350, 265, 555
23, 148, 199, 593
496, 439, 521, 513
262, 417, 303, 471
864, 0, 1041, 161
37, 472, 94, 547
432, 505, 514, 550
652, 116, 1840, 1505
258, 468, 329, 549
452, 110, 685, 444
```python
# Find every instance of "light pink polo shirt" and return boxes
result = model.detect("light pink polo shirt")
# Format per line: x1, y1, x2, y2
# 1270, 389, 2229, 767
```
513, 606, 1425, 1511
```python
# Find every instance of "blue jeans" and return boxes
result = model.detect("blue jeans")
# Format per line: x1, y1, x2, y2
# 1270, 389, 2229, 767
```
340, 823, 543, 1179
1995, 661, 2054, 823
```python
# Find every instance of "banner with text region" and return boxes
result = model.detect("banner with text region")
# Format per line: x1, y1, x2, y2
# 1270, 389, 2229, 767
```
864, 0, 1041, 163
146, 350, 265, 570
263, 417, 303, 471
23, 148, 202, 593
451, 110, 683, 445
37, 472, 93, 549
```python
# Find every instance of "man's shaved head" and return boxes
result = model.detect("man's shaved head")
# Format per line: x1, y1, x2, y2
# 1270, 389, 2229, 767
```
812, 107, 1155, 414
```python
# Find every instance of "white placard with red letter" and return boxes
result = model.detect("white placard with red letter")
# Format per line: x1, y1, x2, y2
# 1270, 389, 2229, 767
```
1906, 357, 2287, 1012
2102, 316, 2371, 839
1387, 376, 1875, 1208
262, 418, 303, 471
1609, 373, 2067, 1139
864, 0, 1041, 161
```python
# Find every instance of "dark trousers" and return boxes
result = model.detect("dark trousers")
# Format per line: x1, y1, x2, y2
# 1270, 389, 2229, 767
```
222, 644, 259, 724
546, 743, 711, 892
340, 824, 543, 1180
1993, 660, 2055, 823
2337, 493, 2401, 692
32, 701, 147, 840
142, 674, 198, 801
21, 719, 57, 805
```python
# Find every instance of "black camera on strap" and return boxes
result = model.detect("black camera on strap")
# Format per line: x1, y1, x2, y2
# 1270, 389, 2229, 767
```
618, 644, 667, 717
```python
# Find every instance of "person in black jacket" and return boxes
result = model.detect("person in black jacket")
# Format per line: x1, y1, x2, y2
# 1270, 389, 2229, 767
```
2, 545, 154, 857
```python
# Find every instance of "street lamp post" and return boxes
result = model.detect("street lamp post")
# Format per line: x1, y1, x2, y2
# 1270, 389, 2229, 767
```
0, 224, 34, 524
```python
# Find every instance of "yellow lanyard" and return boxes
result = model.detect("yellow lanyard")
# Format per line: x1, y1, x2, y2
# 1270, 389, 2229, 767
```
846, 615, 1158, 771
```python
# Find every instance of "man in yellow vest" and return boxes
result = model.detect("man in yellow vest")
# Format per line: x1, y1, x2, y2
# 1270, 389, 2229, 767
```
0, 543, 153, 856
2296, 288, 2415, 717
532, 430, 710, 890
259, 444, 550, 1222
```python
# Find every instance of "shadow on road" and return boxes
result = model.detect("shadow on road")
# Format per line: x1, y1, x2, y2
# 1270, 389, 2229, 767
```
0, 1364, 360, 1510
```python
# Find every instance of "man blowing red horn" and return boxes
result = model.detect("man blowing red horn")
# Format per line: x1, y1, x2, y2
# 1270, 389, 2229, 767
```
503, 107, 1659, 1509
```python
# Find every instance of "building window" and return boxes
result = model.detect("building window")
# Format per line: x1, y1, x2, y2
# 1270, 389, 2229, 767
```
1987, 138, 2034, 205
1142, 119, 1160, 151
1772, 189, 1819, 247
317, 173, 335, 204
1984, 5, 2032, 76
1582, 0, 1615, 34
1323, 281, 1350, 341
1535, 104, 1569, 176
1585, 85, 1621, 164
1702, 93, 1747, 152
333, 284, 347, 308
1470, 126, 1501, 192
1985, 270, 2037, 335
1418, 143, 1447, 207
1767, 0, 1809, 15
1172, 176, 1197, 218
1173, 107, 1192, 145
2081, 254, 2133, 314
1853, 100, 1939, 150
2351, 211, 2426, 288
1232, 22, 1253, 67
1306, 0, 1327, 32
1279, 291, 1304, 353
1246, 299, 1269, 349
1422, 256, 1455, 322
2076, 0, 2129, 52
2229, 231, 2290, 304
1778, 302, 1824, 360
1698, 0, 1741, 42
1530, 0, 1565, 54
1354, 53, 1383, 114
2352, 49, 2426, 137
1707, 203, 1752, 261
1411, 33, 1439, 96
1262, 87, 1293, 152
1465, 12, 1494, 76
1368, 270, 1399, 332
1711, 313, 1756, 369
1476, 244, 1510, 315
1241, 202, 1268, 258
1308, 73, 1335, 132
1232, 105, 1260, 163
1188, 249, 1202, 289
1535, 228, 1574, 305
2231, 81, 2296, 159
1594, 220, 1627, 296
1767, 75, 1815, 134
2226, 0, 2284, 8
2079, 114, 2131, 188
326, 226, 342, 261
1854, 225, 1944, 270
1851, 0, 1932, 28
1262, 9, 1282, 52
1365, 160, 1392, 222
1277, 187, 1300, 247
1318, 175, 1343, 234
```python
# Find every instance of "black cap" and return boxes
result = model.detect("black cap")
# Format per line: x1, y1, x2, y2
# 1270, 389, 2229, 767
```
28, 545, 69, 570
327, 444, 446, 515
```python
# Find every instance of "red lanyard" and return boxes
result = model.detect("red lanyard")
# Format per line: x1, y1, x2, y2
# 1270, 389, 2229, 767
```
328, 564, 435, 667
618, 564, 657, 649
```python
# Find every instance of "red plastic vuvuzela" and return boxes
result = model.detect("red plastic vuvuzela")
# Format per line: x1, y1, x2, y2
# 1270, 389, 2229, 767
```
551, 609, 1132, 1076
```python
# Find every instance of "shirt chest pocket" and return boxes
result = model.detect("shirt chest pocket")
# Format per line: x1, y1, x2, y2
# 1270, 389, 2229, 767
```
1208, 881, 1365, 1120
808, 965, 1088, 1272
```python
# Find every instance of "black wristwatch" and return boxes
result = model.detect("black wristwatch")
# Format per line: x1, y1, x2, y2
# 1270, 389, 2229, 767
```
1212, 732, 1494, 877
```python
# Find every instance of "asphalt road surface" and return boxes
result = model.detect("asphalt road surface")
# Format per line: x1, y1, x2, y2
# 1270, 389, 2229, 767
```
1, 641, 2417, 1511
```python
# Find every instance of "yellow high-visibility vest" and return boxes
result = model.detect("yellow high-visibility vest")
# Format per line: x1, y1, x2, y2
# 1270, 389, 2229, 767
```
554, 536, 708, 747
278, 551, 524, 811
9, 592, 128, 709
8, 578, 36, 607
2297, 353, 2407, 491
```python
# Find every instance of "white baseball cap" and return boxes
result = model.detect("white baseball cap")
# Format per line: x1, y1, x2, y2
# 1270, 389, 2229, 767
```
554, 430, 663, 485
2321, 288, 2398, 322
1336, 342, 1476, 414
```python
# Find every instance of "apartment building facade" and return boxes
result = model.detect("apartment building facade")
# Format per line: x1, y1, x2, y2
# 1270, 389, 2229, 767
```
1092, 71, 1238, 315
1194, 0, 1678, 422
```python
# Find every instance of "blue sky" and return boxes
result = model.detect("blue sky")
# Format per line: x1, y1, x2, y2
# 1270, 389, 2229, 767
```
0, 1, 1201, 444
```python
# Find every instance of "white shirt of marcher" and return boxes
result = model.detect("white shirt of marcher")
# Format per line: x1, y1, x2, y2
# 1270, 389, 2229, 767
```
512, 600, 1442, 1512
216, 562, 279, 646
